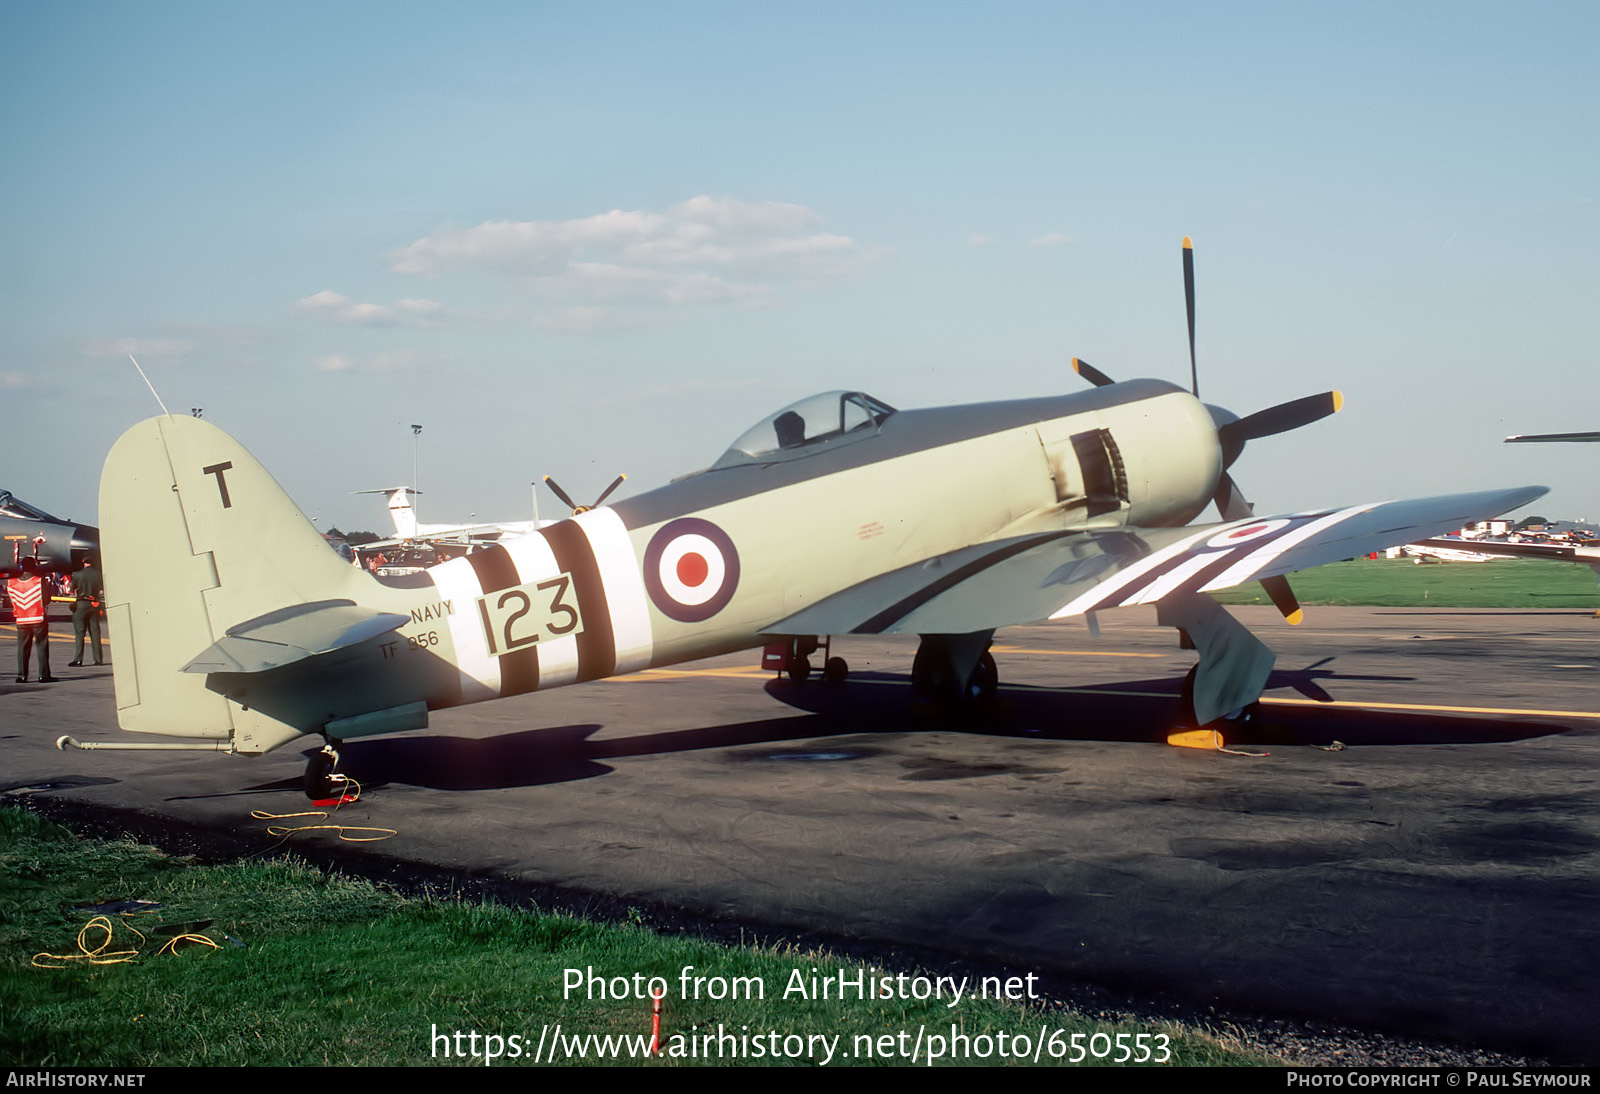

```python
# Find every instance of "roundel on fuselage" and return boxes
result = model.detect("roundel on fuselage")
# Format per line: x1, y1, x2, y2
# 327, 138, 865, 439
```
643, 517, 741, 623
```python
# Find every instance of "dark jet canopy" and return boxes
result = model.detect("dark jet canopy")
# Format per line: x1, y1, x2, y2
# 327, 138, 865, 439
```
0, 491, 64, 523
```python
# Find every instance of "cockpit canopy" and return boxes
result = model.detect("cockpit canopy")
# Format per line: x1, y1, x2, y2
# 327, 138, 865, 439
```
0, 491, 61, 523
715, 390, 896, 467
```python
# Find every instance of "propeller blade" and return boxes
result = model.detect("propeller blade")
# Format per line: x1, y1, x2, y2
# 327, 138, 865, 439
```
1183, 236, 1198, 397
592, 474, 627, 508
1260, 574, 1304, 625
1071, 357, 1116, 388
542, 475, 580, 513
1220, 391, 1343, 461
1212, 471, 1255, 522
1260, 572, 1299, 623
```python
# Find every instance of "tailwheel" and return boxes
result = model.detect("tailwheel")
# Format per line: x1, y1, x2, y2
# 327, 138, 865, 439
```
304, 745, 348, 802
822, 656, 849, 685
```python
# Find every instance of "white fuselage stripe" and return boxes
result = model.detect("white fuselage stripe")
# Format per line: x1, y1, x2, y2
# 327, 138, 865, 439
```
430, 557, 499, 701
501, 530, 579, 688
577, 508, 654, 674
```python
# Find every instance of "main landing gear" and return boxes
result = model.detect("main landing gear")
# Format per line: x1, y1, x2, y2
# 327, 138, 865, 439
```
1154, 592, 1275, 731
911, 632, 997, 704
1177, 664, 1258, 730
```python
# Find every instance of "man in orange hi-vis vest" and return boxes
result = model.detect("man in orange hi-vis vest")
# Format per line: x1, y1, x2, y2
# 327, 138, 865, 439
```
8, 557, 54, 683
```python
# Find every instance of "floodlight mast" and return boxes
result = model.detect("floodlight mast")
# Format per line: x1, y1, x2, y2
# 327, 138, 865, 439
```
411, 424, 423, 523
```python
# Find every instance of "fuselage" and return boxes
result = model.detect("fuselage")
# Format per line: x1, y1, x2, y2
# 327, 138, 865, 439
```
367, 381, 1222, 709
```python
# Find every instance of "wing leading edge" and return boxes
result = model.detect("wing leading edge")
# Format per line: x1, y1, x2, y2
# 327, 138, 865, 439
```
765, 486, 1547, 637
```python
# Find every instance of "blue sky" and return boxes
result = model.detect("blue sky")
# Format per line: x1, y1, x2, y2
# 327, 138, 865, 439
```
4, 2, 1595, 532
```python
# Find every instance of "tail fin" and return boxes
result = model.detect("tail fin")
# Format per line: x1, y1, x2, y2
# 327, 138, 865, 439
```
101, 416, 374, 752
352, 486, 419, 538
387, 488, 418, 539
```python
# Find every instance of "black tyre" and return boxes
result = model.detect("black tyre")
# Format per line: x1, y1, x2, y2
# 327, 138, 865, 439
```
304, 750, 337, 801
965, 651, 998, 701
1179, 665, 1258, 728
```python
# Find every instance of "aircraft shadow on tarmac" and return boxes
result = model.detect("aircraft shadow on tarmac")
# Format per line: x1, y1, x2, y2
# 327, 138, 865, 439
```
249, 714, 894, 795
764, 668, 1571, 748
226, 663, 1576, 796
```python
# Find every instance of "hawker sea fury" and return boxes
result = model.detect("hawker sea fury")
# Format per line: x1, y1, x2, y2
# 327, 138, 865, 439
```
63, 241, 1545, 797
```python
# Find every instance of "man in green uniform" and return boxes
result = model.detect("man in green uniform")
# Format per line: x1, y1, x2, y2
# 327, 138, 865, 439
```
68, 555, 104, 666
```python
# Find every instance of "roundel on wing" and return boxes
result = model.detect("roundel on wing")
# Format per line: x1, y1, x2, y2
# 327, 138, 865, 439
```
1204, 518, 1291, 550
643, 517, 741, 623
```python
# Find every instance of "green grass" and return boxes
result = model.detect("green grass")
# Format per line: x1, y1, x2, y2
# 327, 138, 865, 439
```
0, 808, 1270, 1066
1211, 558, 1598, 609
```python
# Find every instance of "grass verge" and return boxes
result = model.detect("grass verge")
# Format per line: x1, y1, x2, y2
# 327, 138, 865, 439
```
0, 807, 1271, 1067
1211, 558, 1598, 609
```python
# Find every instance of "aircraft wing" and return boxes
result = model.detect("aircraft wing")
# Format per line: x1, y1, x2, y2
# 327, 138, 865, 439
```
1504, 432, 1600, 443
765, 486, 1545, 636
181, 599, 411, 674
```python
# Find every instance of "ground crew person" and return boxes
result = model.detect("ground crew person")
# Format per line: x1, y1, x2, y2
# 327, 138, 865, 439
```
68, 555, 104, 666
8, 557, 54, 683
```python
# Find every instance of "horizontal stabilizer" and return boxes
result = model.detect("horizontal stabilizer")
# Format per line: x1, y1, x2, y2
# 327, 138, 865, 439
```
182, 599, 409, 674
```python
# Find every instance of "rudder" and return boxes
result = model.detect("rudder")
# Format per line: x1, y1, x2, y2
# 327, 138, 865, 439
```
101, 415, 369, 751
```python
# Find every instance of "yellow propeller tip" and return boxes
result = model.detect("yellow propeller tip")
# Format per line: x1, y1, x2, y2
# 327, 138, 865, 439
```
1182, 236, 1193, 249
1332, 391, 1344, 413
1071, 357, 1083, 373
1286, 609, 1304, 626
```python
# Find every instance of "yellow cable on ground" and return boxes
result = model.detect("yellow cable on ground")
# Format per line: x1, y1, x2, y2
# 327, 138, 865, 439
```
249, 779, 397, 843
154, 933, 219, 957
31, 916, 156, 968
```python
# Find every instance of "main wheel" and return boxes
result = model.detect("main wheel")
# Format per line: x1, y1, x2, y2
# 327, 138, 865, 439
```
822, 656, 848, 685
911, 644, 944, 700
964, 651, 998, 702
787, 655, 812, 683
1178, 665, 1258, 728
912, 646, 995, 704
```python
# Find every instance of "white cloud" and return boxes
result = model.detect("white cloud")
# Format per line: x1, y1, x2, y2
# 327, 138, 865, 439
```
313, 349, 448, 374
390, 195, 867, 311
297, 290, 398, 326
296, 291, 447, 327
397, 298, 446, 319
83, 336, 197, 359
969, 233, 994, 246
1027, 233, 1073, 249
